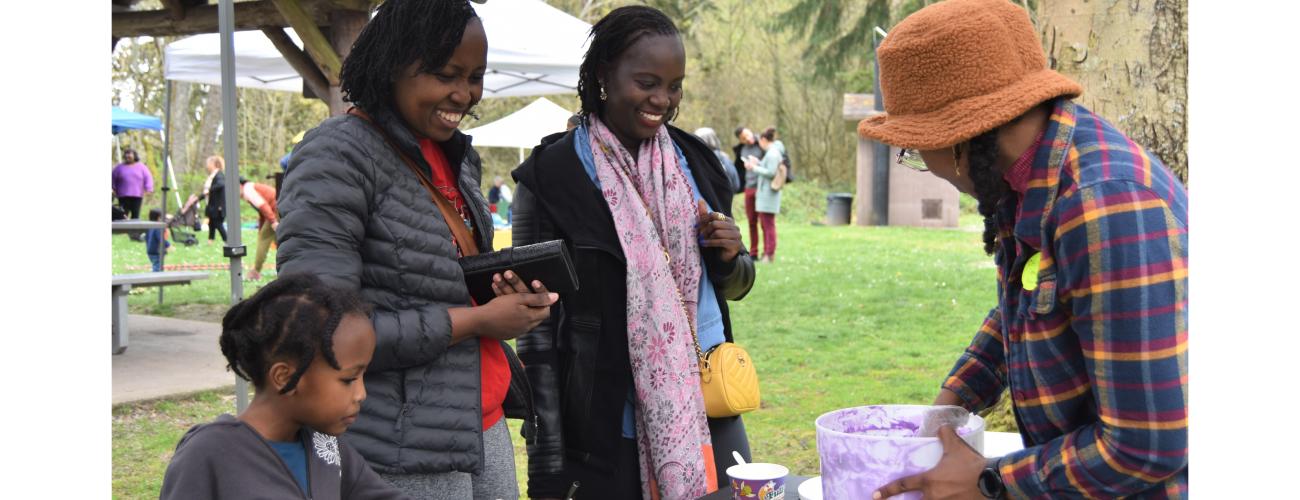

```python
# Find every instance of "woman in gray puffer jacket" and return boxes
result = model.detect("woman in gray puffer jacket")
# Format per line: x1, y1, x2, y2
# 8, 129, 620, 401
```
276, 1, 556, 498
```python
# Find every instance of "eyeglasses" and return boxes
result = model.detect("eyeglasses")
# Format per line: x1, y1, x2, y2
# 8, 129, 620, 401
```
895, 145, 963, 174
896, 149, 928, 171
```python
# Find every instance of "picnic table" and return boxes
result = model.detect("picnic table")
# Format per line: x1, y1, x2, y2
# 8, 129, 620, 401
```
112, 220, 165, 233
112, 271, 210, 354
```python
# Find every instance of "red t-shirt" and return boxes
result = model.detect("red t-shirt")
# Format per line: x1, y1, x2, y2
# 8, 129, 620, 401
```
419, 138, 510, 431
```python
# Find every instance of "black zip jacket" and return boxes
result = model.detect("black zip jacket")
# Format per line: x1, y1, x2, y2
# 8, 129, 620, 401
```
511, 125, 755, 497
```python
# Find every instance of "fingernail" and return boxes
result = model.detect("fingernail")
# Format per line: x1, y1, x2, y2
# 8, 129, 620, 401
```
533, 280, 542, 288
873, 493, 882, 500
548, 293, 558, 301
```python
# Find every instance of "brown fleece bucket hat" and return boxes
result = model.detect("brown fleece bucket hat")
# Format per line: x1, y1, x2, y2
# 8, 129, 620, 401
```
858, 0, 1082, 150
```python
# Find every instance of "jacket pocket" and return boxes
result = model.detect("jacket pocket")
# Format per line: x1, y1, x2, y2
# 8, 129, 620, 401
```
1031, 273, 1058, 317
561, 314, 600, 449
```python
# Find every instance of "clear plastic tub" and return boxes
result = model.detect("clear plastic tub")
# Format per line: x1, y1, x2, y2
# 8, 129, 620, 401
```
815, 405, 984, 500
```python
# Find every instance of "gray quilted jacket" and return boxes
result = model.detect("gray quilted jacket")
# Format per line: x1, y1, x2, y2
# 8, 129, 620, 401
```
276, 107, 495, 476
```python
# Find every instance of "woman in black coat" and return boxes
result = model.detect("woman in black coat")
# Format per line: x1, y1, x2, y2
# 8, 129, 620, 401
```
511, 6, 756, 500
200, 155, 227, 244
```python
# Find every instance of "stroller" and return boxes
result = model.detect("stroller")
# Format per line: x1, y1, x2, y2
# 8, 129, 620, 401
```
165, 194, 203, 247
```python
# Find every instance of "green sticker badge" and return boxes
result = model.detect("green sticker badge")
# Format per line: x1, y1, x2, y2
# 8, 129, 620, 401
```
1022, 253, 1040, 290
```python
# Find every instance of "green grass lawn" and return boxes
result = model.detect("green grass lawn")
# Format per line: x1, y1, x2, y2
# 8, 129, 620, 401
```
112, 214, 1014, 498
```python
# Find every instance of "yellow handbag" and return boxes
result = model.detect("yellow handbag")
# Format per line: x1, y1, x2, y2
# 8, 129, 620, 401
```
696, 341, 761, 417
626, 186, 761, 418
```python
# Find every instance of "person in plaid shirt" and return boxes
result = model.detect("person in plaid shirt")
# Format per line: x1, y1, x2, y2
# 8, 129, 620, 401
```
857, 1, 1188, 498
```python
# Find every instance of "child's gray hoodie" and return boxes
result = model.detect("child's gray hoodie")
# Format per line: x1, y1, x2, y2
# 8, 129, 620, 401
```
160, 414, 408, 500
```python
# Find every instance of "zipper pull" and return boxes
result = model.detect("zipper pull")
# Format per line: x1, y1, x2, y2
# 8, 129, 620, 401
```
393, 404, 410, 432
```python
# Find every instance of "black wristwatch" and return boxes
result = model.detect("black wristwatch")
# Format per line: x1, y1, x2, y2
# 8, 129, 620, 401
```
978, 465, 1005, 499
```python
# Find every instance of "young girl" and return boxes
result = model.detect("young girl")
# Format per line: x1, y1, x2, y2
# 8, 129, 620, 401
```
160, 274, 407, 500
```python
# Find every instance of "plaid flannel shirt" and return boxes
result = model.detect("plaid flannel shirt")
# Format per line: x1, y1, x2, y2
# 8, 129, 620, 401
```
943, 99, 1188, 498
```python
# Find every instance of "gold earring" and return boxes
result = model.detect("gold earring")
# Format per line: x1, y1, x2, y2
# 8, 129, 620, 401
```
953, 145, 962, 177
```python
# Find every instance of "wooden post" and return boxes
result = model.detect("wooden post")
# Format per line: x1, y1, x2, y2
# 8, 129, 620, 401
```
326, 9, 368, 115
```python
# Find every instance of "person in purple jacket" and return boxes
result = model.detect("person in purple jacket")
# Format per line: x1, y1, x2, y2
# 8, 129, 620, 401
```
111, 148, 153, 219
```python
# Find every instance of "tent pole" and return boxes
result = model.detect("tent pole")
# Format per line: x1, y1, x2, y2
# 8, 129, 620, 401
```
160, 81, 172, 305
219, 0, 250, 413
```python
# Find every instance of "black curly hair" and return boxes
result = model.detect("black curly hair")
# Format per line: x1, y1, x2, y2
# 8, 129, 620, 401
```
576, 5, 679, 121
965, 130, 1012, 256
219, 273, 372, 393
339, 0, 479, 114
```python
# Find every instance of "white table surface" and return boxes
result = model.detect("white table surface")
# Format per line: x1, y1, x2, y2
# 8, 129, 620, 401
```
983, 431, 1025, 458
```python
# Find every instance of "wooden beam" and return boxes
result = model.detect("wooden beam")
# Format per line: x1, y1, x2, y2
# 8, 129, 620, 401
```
160, 0, 186, 21
111, 0, 330, 39
271, 0, 342, 86
327, 0, 375, 11
261, 27, 331, 101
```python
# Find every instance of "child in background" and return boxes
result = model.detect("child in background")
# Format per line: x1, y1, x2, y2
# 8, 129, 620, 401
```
145, 208, 170, 272
160, 274, 408, 500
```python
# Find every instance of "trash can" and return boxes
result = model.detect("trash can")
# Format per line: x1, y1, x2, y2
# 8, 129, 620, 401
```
826, 192, 853, 226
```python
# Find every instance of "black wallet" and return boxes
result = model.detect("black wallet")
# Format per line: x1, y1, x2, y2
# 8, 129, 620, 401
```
459, 239, 580, 305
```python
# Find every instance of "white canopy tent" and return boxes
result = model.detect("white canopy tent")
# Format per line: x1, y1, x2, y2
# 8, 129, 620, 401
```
463, 97, 573, 161
162, 0, 591, 98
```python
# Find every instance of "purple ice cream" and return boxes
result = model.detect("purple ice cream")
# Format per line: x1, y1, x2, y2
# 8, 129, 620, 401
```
815, 405, 984, 500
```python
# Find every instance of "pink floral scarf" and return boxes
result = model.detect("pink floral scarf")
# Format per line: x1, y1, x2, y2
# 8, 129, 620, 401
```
587, 116, 716, 499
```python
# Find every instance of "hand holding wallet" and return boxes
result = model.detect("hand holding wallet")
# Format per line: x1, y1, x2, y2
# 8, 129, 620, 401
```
459, 240, 579, 305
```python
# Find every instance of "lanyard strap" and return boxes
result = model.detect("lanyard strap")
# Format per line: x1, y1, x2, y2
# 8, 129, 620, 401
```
348, 108, 479, 257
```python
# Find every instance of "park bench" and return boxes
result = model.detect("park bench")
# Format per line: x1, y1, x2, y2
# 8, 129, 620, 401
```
111, 271, 210, 354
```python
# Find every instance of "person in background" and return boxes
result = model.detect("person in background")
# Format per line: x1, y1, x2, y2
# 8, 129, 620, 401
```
486, 176, 502, 214
512, 6, 755, 499
112, 148, 153, 219
200, 155, 228, 244
238, 178, 278, 281
277, 1, 556, 498
160, 274, 408, 500
281, 131, 306, 172
496, 176, 513, 223
732, 127, 763, 255
743, 128, 783, 263
858, 1, 1188, 498
145, 208, 171, 272
694, 127, 741, 194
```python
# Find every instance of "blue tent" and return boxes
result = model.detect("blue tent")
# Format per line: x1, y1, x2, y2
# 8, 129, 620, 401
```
111, 106, 162, 134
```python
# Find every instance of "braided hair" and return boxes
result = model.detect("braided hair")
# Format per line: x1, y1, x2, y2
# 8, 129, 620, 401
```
965, 130, 1011, 256
219, 273, 371, 393
576, 5, 679, 121
339, 0, 479, 114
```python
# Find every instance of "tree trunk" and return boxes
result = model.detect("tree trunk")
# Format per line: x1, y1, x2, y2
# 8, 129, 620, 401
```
1037, 0, 1188, 183
195, 85, 224, 170
168, 81, 194, 179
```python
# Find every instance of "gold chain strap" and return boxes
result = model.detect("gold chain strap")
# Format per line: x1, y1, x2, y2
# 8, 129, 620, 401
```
623, 178, 709, 369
